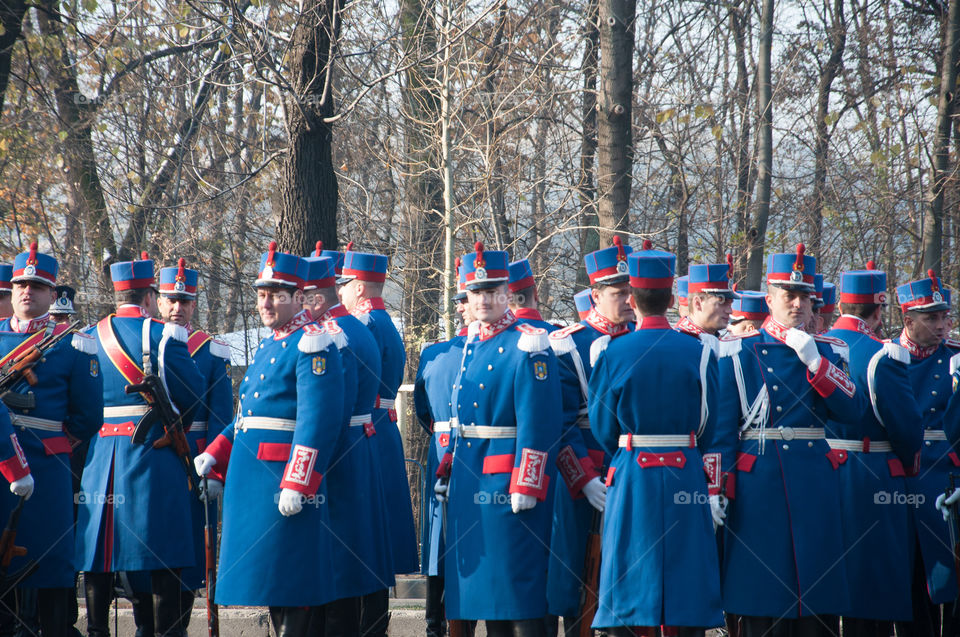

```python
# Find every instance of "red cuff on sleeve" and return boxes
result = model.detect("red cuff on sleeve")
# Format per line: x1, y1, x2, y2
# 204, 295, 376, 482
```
510, 448, 550, 501
436, 452, 453, 478
204, 434, 233, 481
807, 359, 856, 398
0, 435, 29, 483
556, 445, 595, 497
703, 453, 721, 495
279, 444, 324, 496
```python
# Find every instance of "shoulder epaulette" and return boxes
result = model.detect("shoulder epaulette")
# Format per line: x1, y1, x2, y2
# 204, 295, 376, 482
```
71, 332, 98, 355
589, 334, 612, 367
718, 331, 753, 357
945, 338, 960, 351
356, 312, 372, 326
548, 328, 577, 355
515, 323, 550, 352
161, 322, 188, 344
298, 323, 334, 353
208, 338, 231, 360
699, 332, 719, 356
814, 334, 849, 362
322, 320, 348, 350
881, 341, 910, 365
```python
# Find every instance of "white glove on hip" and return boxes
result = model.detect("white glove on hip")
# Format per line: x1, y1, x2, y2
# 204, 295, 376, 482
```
278, 488, 304, 517
785, 328, 822, 373
937, 489, 960, 521
511, 492, 536, 514
194, 452, 216, 477
582, 477, 607, 512
709, 494, 727, 529
9, 474, 33, 499
433, 478, 448, 503
199, 479, 223, 502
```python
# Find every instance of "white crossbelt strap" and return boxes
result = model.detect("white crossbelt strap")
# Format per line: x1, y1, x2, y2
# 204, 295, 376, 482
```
10, 414, 63, 432
866, 349, 886, 427
618, 434, 694, 448
189, 420, 208, 433
826, 438, 893, 453
925, 430, 947, 441
237, 416, 296, 432
349, 414, 373, 427
104, 405, 151, 418
697, 343, 710, 438
459, 425, 517, 439
742, 427, 824, 441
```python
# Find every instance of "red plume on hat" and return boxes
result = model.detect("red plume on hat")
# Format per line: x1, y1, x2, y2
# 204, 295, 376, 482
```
26, 241, 37, 266
266, 241, 277, 267
641, 239, 652, 251
726, 253, 733, 277
175, 257, 186, 282
346, 241, 354, 251
929, 268, 939, 291
315, 241, 323, 257
455, 256, 461, 268
866, 260, 876, 270
613, 235, 627, 261
793, 243, 805, 272
140, 251, 150, 261
474, 241, 485, 267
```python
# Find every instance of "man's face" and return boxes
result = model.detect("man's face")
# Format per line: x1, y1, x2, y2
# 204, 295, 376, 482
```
689, 293, 733, 334
456, 299, 475, 325
467, 284, 509, 324
257, 286, 301, 329
766, 285, 812, 329
157, 295, 196, 327
592, 282, 633, 324
143, 289, 159, 318
12, 281, 56, 320
0, 293, 13, 319
339, 279, 361, 311
904, 309, 949, 347
728, 319, 763, 335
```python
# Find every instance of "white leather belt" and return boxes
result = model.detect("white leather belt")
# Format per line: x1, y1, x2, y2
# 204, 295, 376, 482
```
349, 414, 373, 427
189, 420, 208, 433
237, 417, 296, 432
618, 434, 694, 448
11, 414, 63, 432
742, 427, 825, 441
433, 421, 452, 433
376, 397, 395, 409
576, 414, 590, 430
925, 430, 947, 441
459, 425, 517, 439
826, 438, 893, 453
104, 405, 150, 418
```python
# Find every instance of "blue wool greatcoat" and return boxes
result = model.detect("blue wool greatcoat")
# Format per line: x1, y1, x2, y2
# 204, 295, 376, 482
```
822, 316, 922, 621
0, 320, 102, 587
319, 305, 395, 598
588, 316, 723, 629
444, 316, 562, 620
76, 309, 203, 573
203, 313, 346, 607
354, 300, 419, 575
414, 332, 465, 577
718, 318, 866, 618
893, 332, 960, 604
545, 315, 631, 619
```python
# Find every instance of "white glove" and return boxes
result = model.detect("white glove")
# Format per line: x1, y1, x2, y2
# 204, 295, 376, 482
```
937, 489, 960, 521
582, 477, 607, 512
511, 492, 536, 514
198, 479, 223, 502
434, 478, 448, 503
785, 328, 822, 372
194, 452, 216, 477
278, 488, 304, 517
9, 474, 33, 500
709, 494, 727, 529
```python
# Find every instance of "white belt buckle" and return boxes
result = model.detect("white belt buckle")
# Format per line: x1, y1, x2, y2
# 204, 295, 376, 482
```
238, 417, 247, 433
779, 427, 795, 441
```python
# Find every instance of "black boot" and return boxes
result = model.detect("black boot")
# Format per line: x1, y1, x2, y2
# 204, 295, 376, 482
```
426, 576, 445, 637
512, 618, 547, 637
83, 572, 114, 637
131, 592, 154, 637
12, 588, 38, 637
485, 620, 513, 637
178, 590, 195, 632
151, 569, 184, 637
37, 588, 74, 637
269, 606, 315, 637
324, 596, 361, 637
359, 589, 390, 637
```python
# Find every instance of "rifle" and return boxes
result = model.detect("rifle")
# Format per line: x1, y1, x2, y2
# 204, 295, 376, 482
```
0, 320, 81, 410
125, 374, 195, 491
578, 506, 603, 637
719, 473, 740, 637
0, 496, 37, 596
203, 476, 219, 637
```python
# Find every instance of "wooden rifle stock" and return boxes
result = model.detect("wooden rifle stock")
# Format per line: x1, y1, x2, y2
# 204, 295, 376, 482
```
578, 507, 603, 637
203, 476, 219, 637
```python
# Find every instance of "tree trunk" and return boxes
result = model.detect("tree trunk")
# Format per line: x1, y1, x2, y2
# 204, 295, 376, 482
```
924, 0, 960, 274
577, 0, 600, 288
745, 0, 774, 290
0, 0, 27, 114
729, 0, 752, 285
596, 0, 635, 243
276, 0, 341, 255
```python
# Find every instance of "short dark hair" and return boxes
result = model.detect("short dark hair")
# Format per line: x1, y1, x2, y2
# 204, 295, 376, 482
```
631, 288, 672, 316
509, 284, 536, 309
116, 287, 154, 306
842, 302, 880, 320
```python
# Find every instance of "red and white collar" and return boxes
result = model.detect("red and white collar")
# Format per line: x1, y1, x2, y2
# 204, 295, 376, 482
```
9, 313, 51, 333
832, 315, 876, 337
636, 316, 672, 331
273, 310, 313, 339
319, 303, 350, 321
353, 297, 386, 315
675, 316, 708, 336
584, 308, 631, 338
899, 331, 938, 359
477, 310, 518, 341
116, 304, 151, 319
761, 317, 794, 343
457, 326, 469, 337
513, 308, 543, 322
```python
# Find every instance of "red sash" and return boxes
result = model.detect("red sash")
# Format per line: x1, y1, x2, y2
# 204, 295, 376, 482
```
187, 330, 212, 357
96, 316, 145, 385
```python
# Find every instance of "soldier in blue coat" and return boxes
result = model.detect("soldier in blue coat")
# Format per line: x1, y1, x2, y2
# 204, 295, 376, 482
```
588, 246, 723, 636
573, 288, 593, 320
727, 291, 768, 336
436, 242, 561, 637
891, 270, 960, 636
717, 244, 865, 637
0, 243, 101, 637
545, 239, 634, 632
675, 257, 735, 343
339, 247, 418, 637
0, 264, 13, 320
302, 250, 394, 634
195, 242, 346, 635
77, 253, 203, 637
821, 263, 922, 636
